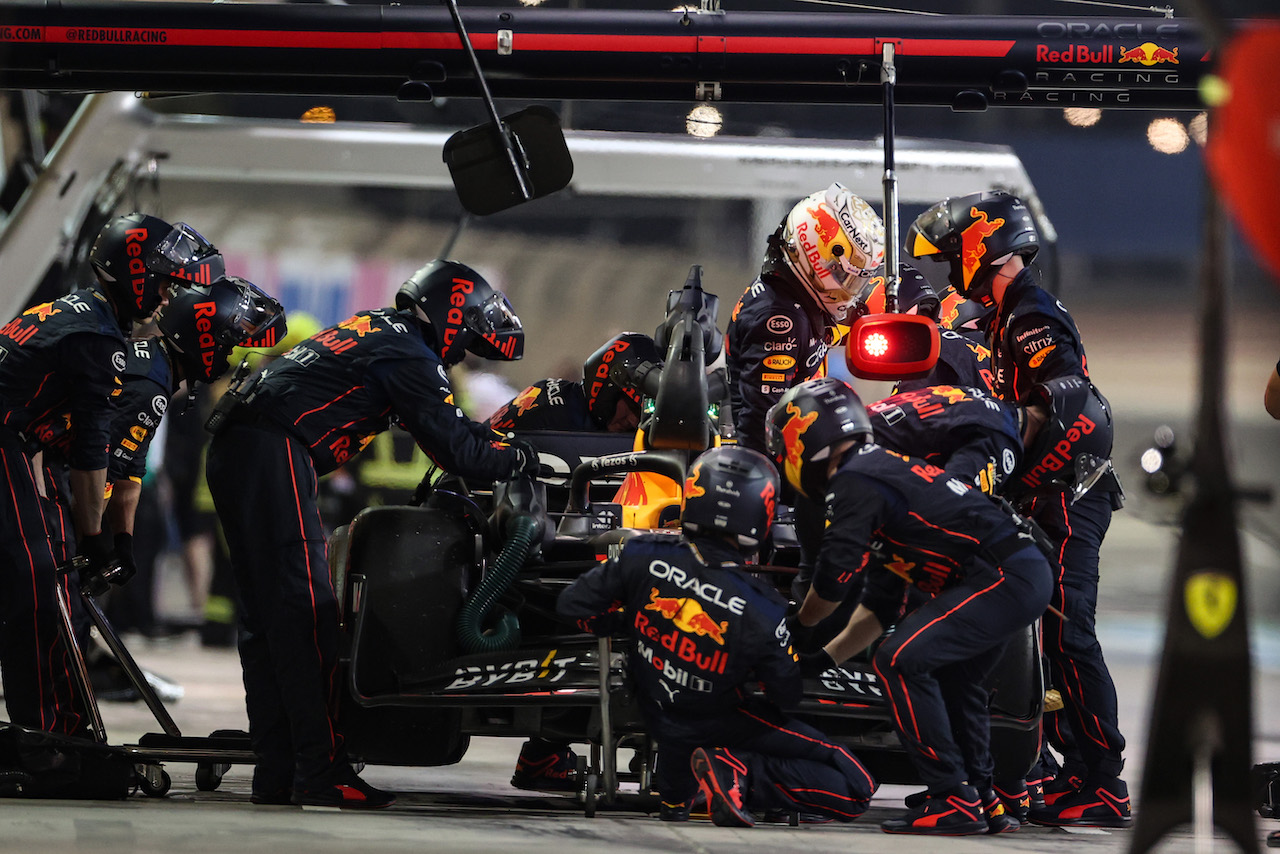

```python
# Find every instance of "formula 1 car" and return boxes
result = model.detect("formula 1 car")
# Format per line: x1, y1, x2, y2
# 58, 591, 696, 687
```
322, 268, 1045, 811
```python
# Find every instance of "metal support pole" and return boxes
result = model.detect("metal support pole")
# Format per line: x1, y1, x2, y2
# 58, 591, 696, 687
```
881, 41, 900, 314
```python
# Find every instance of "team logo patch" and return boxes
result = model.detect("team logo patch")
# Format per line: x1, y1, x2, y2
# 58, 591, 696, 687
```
766, 315, 793, 334
112, 351, 127, 373
152, 395, 168, 416
1028, 345, 1056, 368
763, 355, 796, 370
1002, 447, 1017, 474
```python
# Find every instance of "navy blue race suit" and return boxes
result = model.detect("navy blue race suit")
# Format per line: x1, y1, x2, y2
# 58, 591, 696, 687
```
866, 385, 1022, 495
894, 329, 994, 396
813, 443, 1051, 793
557, 533, 876, 819
0, 288, 125, 734
725, 271, 832, 457
205, 307, 524, 794
725, 270, 832, 576
485, 378, 596, 434
986, 267, 1125, 783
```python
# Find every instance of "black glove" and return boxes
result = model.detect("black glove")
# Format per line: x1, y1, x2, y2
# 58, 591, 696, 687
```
508, 438, 543, 478
800, 649, 837, 678
785, 612, 819, 653
77, 530, 116, 596
111, 532, 137, 587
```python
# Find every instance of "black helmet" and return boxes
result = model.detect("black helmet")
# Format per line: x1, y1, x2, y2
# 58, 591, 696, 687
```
765, 377, 873, 499
395, 260, 524, 366
682, 446, 780, 550
856, 263, 941, 320
937, 285, 993, 334
1006, 375, 1114, 504
89, 213, 225, 321
582, 332, 663, 430
156, 276, 286, 383
905, 191, 1039, 299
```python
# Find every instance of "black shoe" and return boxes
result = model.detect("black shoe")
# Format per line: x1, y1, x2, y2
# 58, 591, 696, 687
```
1040, 771, 1084, 806
292, 770, 395, 809
659, 799, 691, 822
249, 787, 293, 805
690, 747, 754, 828
1028, 776, 1132, 828
992, 778, 1032, 822
981, 788, 1022, 834
510, 740, 579, 793
881, 783, 987, 836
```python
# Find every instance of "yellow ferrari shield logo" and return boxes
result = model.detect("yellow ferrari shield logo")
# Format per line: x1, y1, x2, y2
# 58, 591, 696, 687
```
1183, 571, 1237, 639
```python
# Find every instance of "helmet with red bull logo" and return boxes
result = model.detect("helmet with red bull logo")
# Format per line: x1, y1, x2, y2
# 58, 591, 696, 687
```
90, 213, 225, 322
855, 263, 941, 320
681, 446, 780, 551
1005, 375, 1115, 505
156, 275, 286, 383
395, 259, 524, 366
765, 377, 874, 499
906, 191, 1039, 301
581, 331, 663, 430
937, 285, 993, 335
778, 183, 885, 323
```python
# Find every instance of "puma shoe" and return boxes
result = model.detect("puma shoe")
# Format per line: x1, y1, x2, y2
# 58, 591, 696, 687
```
1041, 771, 1085, 806
1028, 776, 1132, 828
511, 740, 579, 793
292, 769, 395, 809
690, 747, 754, 828
881, 783, 987, 835
982, 788, 1022, 833
992, 778, 1033, 822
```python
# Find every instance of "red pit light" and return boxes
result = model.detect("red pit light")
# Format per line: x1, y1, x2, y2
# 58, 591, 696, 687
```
845, 314, 940, 381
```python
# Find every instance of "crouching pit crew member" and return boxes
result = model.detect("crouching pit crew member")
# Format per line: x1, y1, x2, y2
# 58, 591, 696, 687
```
769, 377, 1051, 836
205, 259, 537, 809
557, 446, 876, 827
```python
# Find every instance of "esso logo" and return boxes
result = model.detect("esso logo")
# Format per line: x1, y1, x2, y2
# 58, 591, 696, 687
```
766, 315, 793, 334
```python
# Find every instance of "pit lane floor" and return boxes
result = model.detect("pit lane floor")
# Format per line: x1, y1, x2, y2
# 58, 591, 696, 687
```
3, 514, 1279, 854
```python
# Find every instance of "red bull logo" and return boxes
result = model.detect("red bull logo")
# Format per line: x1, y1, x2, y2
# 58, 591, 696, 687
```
512, 386, 541, 416
645, 589, 729, 645
440, 276, 475, 356
588, 338, 632, 404
1119, 42, 1179, 65
760, 478, 776, 523
339, 315, 376, 337
24, 302, 60, 322
684, 465, 706, 500
123, 226, 151, 309
1021, 412, 1098, 489
960, 209, 1004, 287
934, 386, 969, 404
192, 300, 221, 373
811, 204, 842, 250
779, 402, 819, 489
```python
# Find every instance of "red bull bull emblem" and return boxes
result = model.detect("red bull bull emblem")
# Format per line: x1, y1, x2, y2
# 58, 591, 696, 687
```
1119, 42, 1179, 65
780, 401, 819, 488
24, 302, 60, 322
339, 314, 376, 337
934, 386, 969, 404
512, 385, 541, 416
811, 204, 842, 251
684, 465, 706, 500
961, 208, 1004, 287
645, 589, 729, 645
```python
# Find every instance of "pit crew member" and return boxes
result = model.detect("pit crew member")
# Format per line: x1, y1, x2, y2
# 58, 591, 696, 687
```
0, 212, 216, 734
557, 446, 876, 827
770, 377, 1051, 835
205, 259, 536, 809
908, 191, 1131, 827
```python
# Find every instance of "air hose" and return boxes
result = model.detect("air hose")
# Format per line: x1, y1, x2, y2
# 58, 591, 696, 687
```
455, 514, 540, 654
